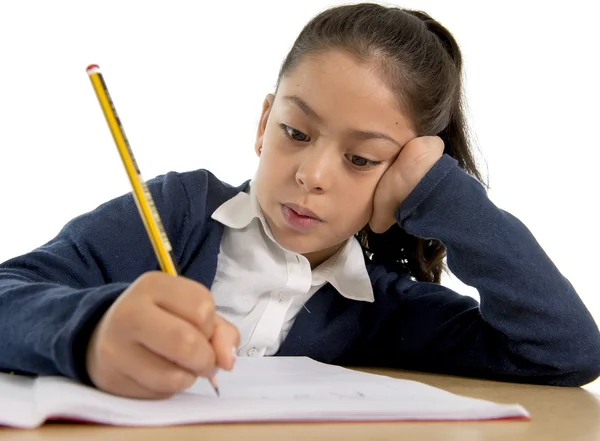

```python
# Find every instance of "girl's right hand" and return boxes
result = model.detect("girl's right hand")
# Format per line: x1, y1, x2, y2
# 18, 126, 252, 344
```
85, 271, 239, 399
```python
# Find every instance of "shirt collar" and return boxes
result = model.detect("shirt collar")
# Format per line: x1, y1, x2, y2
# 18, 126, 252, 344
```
311, 237, 374, 302
211, 181, 374, 303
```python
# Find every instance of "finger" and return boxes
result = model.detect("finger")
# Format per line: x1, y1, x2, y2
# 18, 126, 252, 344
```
113, 340, 198, 396
368, 217, 384, 234
211, 315, 241, 371
132, 303, 217, 376
151, 274, 216, 338
368, 212, 393, 234
97, 368, 175, 400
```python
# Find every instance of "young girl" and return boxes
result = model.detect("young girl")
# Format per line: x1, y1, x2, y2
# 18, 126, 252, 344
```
1, 3, 599, 399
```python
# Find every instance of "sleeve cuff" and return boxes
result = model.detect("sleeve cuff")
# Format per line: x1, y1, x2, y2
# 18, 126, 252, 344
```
394, 154, 459, 225
55, 284, 128, 385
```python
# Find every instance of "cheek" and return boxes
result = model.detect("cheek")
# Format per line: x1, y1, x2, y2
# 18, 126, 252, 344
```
259, 134, 298, 181
255, 143, 292, 203
336, 185, 376, 228
262, 121, 285, 156
354, 193, 375, 223
258, 148, 287, 185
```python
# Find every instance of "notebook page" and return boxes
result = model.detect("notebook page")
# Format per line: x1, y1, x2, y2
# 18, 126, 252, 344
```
0, 373, 40, 428
31, 357, 528, 427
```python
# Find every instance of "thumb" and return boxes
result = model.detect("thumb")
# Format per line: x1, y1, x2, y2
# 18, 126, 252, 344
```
368, 212, 389, 234
210, 315, 240, 371
369, 191, 396, 234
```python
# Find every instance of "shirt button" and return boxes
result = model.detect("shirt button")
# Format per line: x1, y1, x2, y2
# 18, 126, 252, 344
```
247, 347, 258, 357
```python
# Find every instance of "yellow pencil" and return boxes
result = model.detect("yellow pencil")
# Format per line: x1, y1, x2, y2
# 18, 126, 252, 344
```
86, 64, 219, 397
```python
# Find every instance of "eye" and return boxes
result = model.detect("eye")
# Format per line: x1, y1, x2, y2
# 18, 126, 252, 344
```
280, 124, 311, 142
345, 154, 381, 168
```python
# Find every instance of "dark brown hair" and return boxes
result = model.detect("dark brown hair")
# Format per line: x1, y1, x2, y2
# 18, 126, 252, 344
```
275, 3, 487, 283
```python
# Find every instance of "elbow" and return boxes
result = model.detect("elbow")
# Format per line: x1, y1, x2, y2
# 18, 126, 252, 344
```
514, 331, 600, 387
549, 367, 600, 387
546, 339, 600, 387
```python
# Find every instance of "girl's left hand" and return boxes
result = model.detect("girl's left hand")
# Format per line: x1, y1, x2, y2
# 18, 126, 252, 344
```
369, 136, 445, 234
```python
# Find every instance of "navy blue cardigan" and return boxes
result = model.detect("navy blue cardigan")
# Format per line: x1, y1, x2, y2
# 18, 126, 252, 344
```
1, 154, 598, 386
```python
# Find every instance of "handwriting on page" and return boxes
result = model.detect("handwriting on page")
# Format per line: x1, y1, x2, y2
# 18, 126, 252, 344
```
184, 372, 392, 400
181, 390, 368, 400
0, 358, 529, 428
213, 389, 368, 400
179, 357, 412, 401
289, 391, 366, 399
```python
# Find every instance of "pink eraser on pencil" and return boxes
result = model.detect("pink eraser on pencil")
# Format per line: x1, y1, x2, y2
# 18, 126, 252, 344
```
86, 64, 100, 74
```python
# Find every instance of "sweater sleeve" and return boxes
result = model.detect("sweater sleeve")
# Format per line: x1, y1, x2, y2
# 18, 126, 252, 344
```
0, 171, 194, 383
362, 154, 600, 386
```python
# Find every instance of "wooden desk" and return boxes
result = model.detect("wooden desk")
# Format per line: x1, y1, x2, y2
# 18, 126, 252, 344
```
2, 368, 599, 441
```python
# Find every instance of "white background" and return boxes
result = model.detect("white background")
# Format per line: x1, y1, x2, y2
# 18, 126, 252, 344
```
0, 1, 598, 391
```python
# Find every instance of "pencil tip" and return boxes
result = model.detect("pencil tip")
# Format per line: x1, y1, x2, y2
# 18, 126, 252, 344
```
215, 387, 220, 397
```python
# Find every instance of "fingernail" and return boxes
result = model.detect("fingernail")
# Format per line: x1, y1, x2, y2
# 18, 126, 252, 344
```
231, 346, 238, 365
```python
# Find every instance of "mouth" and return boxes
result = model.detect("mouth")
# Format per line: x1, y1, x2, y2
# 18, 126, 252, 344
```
281, 203, 323, 230
283, 203, 322, 221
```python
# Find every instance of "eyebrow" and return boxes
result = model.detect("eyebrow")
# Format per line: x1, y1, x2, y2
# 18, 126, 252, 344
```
283, 95, 402, 148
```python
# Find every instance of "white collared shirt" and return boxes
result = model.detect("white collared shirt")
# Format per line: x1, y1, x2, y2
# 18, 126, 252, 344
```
210, 181, 374, 357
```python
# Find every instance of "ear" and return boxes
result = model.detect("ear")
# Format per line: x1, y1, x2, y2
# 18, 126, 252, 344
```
255, 93, 275, 157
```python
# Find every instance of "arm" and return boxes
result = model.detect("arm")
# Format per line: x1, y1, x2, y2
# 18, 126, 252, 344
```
0, 171, 195, 383
361, 154, 600, 386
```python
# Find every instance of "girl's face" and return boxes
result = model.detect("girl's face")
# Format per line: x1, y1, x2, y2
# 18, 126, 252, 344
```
254, 49, 416, 267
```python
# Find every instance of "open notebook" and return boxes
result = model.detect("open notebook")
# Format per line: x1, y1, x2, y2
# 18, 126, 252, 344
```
0, 357, 529, 429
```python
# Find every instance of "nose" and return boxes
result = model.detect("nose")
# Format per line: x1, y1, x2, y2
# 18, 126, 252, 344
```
295, 146, 336, 194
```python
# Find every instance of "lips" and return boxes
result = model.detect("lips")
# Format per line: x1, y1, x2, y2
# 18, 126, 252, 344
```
284, 203, 322, 220
281, 204, 322, 231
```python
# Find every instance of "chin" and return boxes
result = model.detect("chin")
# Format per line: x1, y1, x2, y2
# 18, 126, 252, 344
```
272, 232, 320, 254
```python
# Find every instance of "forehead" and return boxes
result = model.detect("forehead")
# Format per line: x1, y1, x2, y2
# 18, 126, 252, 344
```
276, 50, 414, 135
